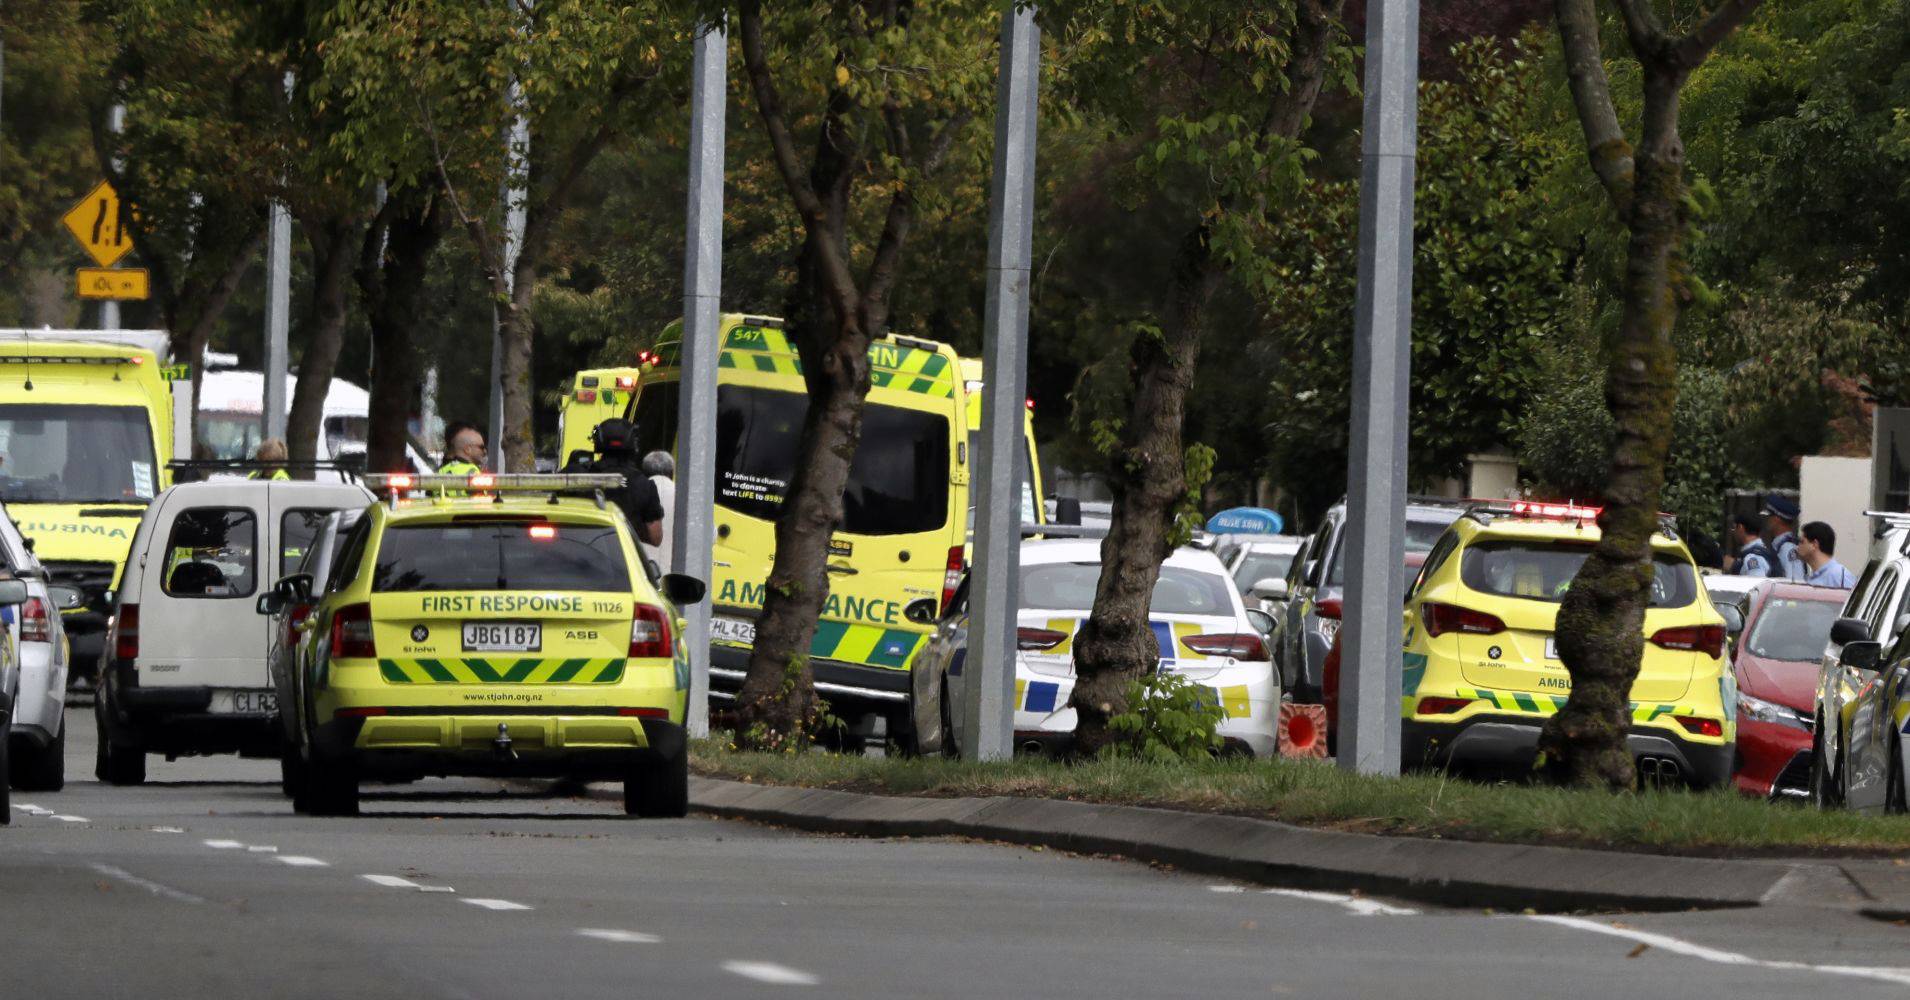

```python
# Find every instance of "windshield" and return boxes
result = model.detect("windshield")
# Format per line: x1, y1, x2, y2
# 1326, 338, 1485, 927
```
0, 403, 157, 503
1327, 515, 1453, 586
965, 429, 1039, 526
1745, 596, 1842, 662
1233, 551, 1294, 590
372, 521, 630, 592
1021, 561, 1235, 616
324, 415, 369, 453
199, 411, 262, 461
1460, 540, 1698, 608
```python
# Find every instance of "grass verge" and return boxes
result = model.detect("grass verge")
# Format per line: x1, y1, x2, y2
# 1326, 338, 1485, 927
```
690, 739, 1910, 857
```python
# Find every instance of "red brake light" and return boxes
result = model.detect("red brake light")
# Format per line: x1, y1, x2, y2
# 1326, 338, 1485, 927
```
387, 473, 414, 490
1649, 624, 1725, 659
113, 603, 139, 661
1423, 603, 1506, 637
1674, 715, 1724, 738
630, 603, 672, 658
615, 376, 637, 390
1316, 598, 1343, 620
575, 389, 597, 403
942, 546, 965, 612
528, 524, 557, 540
1025, 398, 1035, 410
330, 602, 376, 658
20, 596, 50, 643
334, 706, 388, 718
1182, 632, 1270, 660
1016, 627, 1067, 651
618, 707, 668, 718
1416, 696, 1475, 716
469, 473, 495, 490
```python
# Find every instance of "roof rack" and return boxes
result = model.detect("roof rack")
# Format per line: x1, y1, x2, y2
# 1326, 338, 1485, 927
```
1017, 522, 1109, 540
362, 472, 626, 510
168, 459, 358, 483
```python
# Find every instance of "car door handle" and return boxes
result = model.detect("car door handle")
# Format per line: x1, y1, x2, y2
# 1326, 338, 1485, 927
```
826, 563, 858, 575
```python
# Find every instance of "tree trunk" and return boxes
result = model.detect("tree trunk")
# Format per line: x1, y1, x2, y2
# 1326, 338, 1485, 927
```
498, 249, 538, 473
285, 219, 357, 472
1068, 226, 1226, 754
362, 190, 445, 473
156, 222, 266, 458
1539, 74, 1688, 790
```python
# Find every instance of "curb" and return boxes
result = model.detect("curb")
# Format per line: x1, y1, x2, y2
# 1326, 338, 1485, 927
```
653, 776, 1814, 914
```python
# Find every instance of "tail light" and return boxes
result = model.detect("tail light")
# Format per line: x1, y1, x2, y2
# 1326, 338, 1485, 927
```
942, 546, 964, 612
618, 707, 668, 718
112, 603, 139, 661
630, 603, 673, 658
1182, 632, 1270, 660
1016, 627, 1068, 651
1674, 715, 1724, 737
20, 596, 50, 643
1423, 603, 1506, 637
1650, 624, 1725, 659
1316, 598, 1343, 620
330, 602, 377, 658
1416, 696, 1475, 716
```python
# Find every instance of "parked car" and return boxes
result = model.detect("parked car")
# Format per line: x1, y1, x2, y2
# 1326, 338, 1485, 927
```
1216, 534, 1303, 606
94, 479, 372, 785
1730, 581, 1848, 800
1274, 498, 1463, 703
915, 539, 1280, 758
264, 507, 364, 797
0, 504, 80, 792
1703, 573, 1765, 651
1812, 515, 1910, 807
0, 575, 40, 819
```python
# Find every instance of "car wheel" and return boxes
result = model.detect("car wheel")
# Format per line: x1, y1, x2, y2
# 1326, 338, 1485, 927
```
1809, 714, 1841, 809
0, 722, 11, 823
95, 698, 146, 787
887, 708, 919, 758
13, 720, 66, 792
1888, 730, 1908, 816
624, 745, 689, 818
305, 758, 359, 817
939, 679, 959, 759
279, 749, 308, 802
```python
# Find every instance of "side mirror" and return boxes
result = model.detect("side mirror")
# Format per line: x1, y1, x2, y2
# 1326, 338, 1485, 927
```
1830, 617, 1872, 646
44, 584, 85, 611
256, 592, 287, 616
1842, 639, 1884, 673
1250, 577, 1289, 602
660, 573, 706, 606
277, 573, 313, 603
1302, 560, 1319, 586
904, 598, 941, 625
102, 589, 117, 607
1245, 608, 1275, 635
22, 536, 34, 553
564, 449, 596, 471
1053, 497, 1082, 527
0, 579, 28, 607
1718, 604, 1744, 638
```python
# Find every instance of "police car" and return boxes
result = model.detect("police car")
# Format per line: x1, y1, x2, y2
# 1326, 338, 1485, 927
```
260, 473, 705, 817
1401, 501, 1733, 787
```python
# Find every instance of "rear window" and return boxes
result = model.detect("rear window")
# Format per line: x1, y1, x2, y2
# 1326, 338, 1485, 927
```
1745, 597, 1843, 662
1459, 540, 1698, 608
371, 521, 630, 592
1326, 515, 1453, 586
161, 508, 257, 598
1021, 562, 1234, 617
281, 509, 332, 577
1232, 551, 1294, 589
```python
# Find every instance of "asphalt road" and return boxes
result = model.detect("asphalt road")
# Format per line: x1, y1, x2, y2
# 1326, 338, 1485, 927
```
5, 708, 1909, 999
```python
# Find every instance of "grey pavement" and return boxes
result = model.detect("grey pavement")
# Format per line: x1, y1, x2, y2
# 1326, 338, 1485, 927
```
4, 707, 1908, 998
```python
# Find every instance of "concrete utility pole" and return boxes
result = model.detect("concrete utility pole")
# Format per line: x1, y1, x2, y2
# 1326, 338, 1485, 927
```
1338, 0, 1420, 776
961, 4, 1040, 762
263, 72, 295, 443
101, 104, 125, 332
675, 19, 726, 739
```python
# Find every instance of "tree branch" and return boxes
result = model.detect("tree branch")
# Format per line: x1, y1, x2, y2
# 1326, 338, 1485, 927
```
1674, 0, 1763, 68
1553, 0, 1635, 214
739, 3, 828, 226
416, 89, 507, 296
861, 107, 969, 322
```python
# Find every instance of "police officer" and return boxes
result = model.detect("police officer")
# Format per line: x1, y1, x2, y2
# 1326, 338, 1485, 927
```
440, 423, 487, 476
565, 419, 663, 547
248, 438, 290, 480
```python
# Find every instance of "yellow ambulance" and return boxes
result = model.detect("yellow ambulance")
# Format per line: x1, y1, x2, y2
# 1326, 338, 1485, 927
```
625, 314, 970, 741
557, 365, 646, 466
958, 356, 1046, 529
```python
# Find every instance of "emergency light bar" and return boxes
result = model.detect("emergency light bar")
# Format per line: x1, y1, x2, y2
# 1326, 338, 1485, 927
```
1466, 499, 1680, 536
0, 355, 144, 366
362, 472, 626, 493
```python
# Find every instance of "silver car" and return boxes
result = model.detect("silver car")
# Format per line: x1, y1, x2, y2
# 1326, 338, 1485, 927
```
0, 503, 79, 795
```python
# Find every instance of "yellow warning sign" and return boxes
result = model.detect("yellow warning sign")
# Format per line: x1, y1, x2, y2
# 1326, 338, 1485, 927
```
77, 267, 150, 301
62, 181, 136, 268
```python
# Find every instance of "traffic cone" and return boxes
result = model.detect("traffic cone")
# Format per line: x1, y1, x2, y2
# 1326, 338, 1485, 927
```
1279, 703, 1328, 759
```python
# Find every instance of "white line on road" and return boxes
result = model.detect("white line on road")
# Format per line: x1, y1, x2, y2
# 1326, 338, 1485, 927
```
722, 961, 820, 986
12, 803, 52, 815
1263, 888, 1419, 917
277, 856, 329, 867
50, 815, 89, 823
577, 929, 662, 944
202, 839, 245, 849
90, 863, 205, 905
245, 845, 278, 853
362, 874, 420, 889
150, 826, 184, 834
461, 898, 531, 911
1207, 884, 1245, 894
1527, 915, 1910, 986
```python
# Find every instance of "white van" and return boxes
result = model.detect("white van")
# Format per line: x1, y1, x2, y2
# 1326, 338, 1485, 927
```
195, 368, 432, 472
94, 478, 372, 784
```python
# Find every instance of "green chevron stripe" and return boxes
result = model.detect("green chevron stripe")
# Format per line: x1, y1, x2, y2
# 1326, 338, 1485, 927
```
463, 658, 502, 683
418, 658, 457, 683
810, 620, 851, 657
501, 658, 539, 683
547, 658, 589, 683
379, 659, 411, 683
592, 660, 626, 683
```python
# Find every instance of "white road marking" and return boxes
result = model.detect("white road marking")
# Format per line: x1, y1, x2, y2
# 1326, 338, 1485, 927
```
577, 929, 662, 944
461, 898, 531, 911
277, 855, 329, 867
202, 839, 245, 849
1528, 915, 1910, 986
362, 874, 420, 889
722, 961, 820, 986
245, 845, 278, 853
1263, 888, 1419, 917
12, 803, 52, 815
50, 815, 89, 823
417, 885, 457, 893
90, 863, 205, 905
150, 826, 185, 834
1207, 884, 1245, 894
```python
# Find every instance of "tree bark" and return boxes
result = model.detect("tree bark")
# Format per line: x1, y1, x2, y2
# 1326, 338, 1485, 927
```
1539, 0, 1760, 789
361, 188, 446, 473
285, 217, 358, 472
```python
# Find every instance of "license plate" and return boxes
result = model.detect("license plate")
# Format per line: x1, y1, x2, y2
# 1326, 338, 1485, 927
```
1544, 636, 1559, 661
463, 621, 541, 652
710, 616, 756, 646
229, 689, 277, 714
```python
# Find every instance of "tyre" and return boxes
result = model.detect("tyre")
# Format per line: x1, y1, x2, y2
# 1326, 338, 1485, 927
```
95, 699, 146, 787
1888, 729, 1907, 816
12, 721, 65, 792
279, 750, 308, 802
623, 745, 688, 818
0, 724, 11, 824
887, 707, 918, 758
1809, 715, 1840, 809
939, 679, 959, 759
305, 758, 359, 817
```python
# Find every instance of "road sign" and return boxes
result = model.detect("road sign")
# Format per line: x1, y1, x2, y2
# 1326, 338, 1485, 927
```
62, 180, 135, 268
76, 267, 149, 301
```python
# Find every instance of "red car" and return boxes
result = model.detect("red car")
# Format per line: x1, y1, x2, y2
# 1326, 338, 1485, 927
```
1731, 581, 1849, 799
1320, 552, 1426, 749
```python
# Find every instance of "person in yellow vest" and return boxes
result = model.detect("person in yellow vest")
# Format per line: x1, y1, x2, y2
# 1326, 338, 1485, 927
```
248, 438, 290, 480
438, 423, 487, 476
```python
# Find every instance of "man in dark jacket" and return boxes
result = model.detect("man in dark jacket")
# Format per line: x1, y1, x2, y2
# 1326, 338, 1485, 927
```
564, 418, 663, 546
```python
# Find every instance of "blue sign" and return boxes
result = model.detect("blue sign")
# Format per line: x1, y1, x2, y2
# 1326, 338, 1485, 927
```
1205, 507, 1284, 535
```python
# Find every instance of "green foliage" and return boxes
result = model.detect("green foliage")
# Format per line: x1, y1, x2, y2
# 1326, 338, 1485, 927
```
1105, 671, 1224, 763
